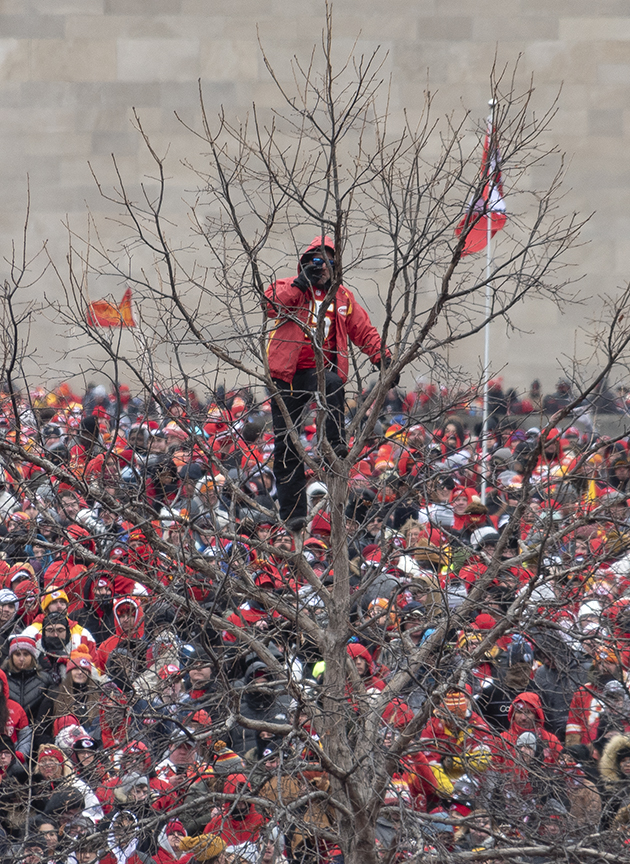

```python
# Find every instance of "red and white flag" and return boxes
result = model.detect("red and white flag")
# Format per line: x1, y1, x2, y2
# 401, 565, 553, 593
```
455, 114, 506, 256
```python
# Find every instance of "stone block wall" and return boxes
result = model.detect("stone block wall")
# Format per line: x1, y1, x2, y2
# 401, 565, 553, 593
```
0, 1, 627, 394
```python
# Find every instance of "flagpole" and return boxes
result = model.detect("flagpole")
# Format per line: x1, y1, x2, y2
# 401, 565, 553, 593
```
480, 99, 496, 506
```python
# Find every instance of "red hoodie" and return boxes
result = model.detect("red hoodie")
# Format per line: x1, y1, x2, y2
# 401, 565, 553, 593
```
203, 774, 265, 845
96, 597, 145, 672
0, 669, 29, 757
346, 643, 386, 692
499, 692, 562, 765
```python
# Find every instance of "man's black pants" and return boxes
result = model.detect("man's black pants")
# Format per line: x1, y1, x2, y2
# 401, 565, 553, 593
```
271, 369, 345, 522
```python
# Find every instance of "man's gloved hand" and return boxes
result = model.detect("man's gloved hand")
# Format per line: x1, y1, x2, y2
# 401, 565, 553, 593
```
292, 262, 322, 292
378, 355, 400, 387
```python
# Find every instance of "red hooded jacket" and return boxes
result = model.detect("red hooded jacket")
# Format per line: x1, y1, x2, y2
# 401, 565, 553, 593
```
0, 669, 30, 757
264, 236, 386, 384
96, 597, 145, 672
203, 774, 265, 844
499, 692, 562, 765
346, 643, 386, 692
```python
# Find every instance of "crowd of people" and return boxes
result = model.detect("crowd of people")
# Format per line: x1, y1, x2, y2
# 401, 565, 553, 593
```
0, 374, 627, 863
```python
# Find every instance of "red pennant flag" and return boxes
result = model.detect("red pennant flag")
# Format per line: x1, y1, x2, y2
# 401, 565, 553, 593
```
86, 288, 136, 328
455, 113, 507, 256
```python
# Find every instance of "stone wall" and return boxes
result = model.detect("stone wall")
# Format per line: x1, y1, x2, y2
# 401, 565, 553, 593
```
0, 1, 628, 394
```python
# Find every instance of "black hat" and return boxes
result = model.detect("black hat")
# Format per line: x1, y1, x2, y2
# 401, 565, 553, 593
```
178, 463, 206, 482
73, 736, 97, 751
44, 787, 84, 817
507, 637, 534, 667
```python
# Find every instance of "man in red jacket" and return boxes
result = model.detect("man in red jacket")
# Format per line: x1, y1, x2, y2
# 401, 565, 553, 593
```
265, 235, 392, 530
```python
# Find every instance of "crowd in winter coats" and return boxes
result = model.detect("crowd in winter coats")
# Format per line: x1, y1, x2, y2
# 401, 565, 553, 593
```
0, 379, 628, 862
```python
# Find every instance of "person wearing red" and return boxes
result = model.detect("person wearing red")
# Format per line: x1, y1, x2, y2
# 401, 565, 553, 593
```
565, 644, 624, 750
265, 235, 393, 531
100, 811, 151, 864
96, 597, 145, 673
419, 691, 495, 791
499, 692, 562, 766
382, 700, 441, 812
96, 740, 175, 815
153, 820, 192, 864
346, 643, 386, 694
0, 668, 30, 759
203, 773, 265, 845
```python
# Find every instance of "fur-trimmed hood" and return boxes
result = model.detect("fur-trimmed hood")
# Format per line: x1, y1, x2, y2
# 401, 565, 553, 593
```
600, 733, 630, 784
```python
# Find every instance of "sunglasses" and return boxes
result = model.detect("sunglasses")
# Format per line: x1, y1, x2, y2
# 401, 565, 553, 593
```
310, 256, 334, 268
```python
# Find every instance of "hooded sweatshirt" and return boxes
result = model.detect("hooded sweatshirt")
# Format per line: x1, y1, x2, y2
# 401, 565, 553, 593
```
346, 643, 386, 693
96, 598, 145, 673
203, 774, 265, 845
153, 824, 192, 864
499, 692, 561, 765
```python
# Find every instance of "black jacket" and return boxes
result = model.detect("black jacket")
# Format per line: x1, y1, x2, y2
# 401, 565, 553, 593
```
2, 659, 54, 745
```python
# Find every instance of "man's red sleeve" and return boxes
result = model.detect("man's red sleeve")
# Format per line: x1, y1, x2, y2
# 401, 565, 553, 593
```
344, 291, 387, 364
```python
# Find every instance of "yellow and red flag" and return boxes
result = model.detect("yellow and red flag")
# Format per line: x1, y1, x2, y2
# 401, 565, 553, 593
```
86, 288, 136, 328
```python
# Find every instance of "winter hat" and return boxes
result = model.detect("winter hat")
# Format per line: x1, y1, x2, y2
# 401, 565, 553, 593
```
119, 772, 149, 796
188, 709, 212, 727
38, 746, 65, 765
440, 691, 470, 719
310, 511, 331, 536
262, 741, 281, 761
73, 736, 97, 752
473, 613, 497, 631
66, 645, 93, 672
596, 644, 619, 664
41, 589, 69, 613
213, 741, 245, 775
515, 732, 537, 749
53, 715, 80, 737
491, 448, 512, 464
0, 589, 18, 609
224, 843, 258, 863
166, 820, 186, 837
9, 635, 37, 658
507, 636, 534, 667
44, 787, 84, 817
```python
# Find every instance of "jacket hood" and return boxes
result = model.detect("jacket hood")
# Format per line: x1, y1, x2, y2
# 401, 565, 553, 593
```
243, 659, 272, 685
157, 827, 176, 857
600, 733, 630, 784
346, 642, 376, 675
222, 772, 257, 818
298, 235, 336, 272
507, 692, 545, 728
113, 597, 144, 637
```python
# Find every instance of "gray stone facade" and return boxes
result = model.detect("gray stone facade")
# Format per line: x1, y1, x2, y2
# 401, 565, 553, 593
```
0, 2, 627, 393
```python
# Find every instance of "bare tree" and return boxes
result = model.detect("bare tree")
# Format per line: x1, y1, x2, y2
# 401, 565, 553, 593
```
1, 9, 630, 864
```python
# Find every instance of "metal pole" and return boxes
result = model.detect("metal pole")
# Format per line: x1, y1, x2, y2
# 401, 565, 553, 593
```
480, 100, 496, 506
